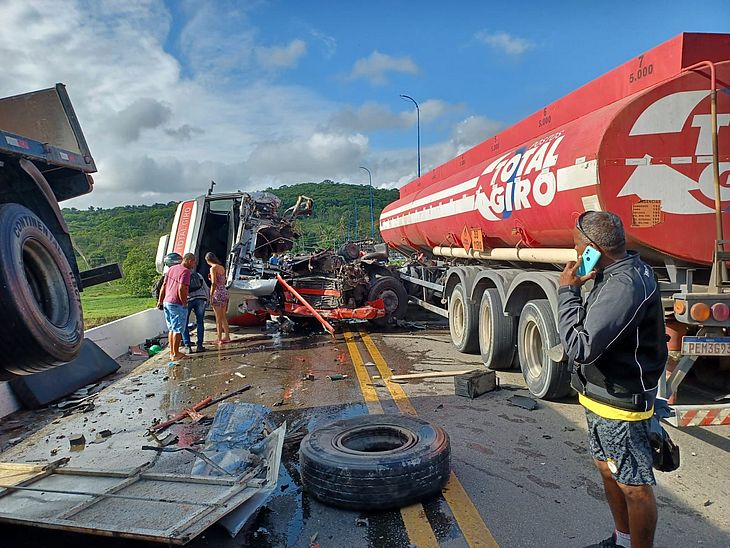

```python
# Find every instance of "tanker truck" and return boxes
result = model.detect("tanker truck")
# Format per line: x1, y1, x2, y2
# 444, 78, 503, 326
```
0, 84, 120, 378
380, 32, 730, 427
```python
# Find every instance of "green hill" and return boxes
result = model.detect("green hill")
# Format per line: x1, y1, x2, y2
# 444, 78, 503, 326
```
62, 181, 401, 325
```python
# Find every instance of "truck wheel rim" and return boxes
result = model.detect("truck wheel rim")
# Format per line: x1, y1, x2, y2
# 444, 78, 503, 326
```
480, 302, 493, 352
22, 237, 70, 328
332, 425, 418, 455
379, 289, 399, 314
451, 297, 465, 340
523, 321, 543, 379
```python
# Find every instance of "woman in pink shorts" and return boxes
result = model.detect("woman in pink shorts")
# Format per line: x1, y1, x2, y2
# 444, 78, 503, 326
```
205, 252, 231, 344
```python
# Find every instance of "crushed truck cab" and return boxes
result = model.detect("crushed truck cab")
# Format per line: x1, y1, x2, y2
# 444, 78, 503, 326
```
158, 190, 406, 328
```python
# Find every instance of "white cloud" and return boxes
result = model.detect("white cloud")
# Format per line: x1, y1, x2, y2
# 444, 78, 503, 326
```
247, 132, 369, 180
349, 51, 419, 85
329, 99, 463, 133
451, 115, 503, 154
309, 28, 337, 58
329, 102, 409, 132
110, 98, 172, 144
475, 31, 532, 56
255, 39, 307, 68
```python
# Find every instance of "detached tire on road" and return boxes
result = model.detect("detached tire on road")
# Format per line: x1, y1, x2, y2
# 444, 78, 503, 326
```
299, 414, 450, 510
517, 299, 572, 399
0, 204, 83, 376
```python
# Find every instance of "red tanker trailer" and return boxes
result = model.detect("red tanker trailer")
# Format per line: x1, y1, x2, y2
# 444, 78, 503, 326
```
381, 33, 730, 427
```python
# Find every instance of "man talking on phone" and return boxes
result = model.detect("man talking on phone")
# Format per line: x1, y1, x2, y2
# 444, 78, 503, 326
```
557, 211, 667, 548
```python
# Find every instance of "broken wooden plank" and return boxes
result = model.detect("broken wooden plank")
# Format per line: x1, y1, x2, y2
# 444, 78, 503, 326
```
390, 369, 480, 381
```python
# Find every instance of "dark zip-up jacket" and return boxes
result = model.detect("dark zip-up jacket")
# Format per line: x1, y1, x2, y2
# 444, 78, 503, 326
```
557, 251, 667, 412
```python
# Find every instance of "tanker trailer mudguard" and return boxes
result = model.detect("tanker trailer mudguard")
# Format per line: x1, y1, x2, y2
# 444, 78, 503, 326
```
556, 252, 667, 412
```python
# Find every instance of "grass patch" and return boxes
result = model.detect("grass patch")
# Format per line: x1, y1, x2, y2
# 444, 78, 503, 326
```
81, 281, 156, 329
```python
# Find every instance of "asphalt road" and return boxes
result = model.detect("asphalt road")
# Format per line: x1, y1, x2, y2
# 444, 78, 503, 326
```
1, 309, 729, 547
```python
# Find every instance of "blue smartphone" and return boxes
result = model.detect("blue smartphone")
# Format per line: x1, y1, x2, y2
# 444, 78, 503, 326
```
577, 245, 601, 276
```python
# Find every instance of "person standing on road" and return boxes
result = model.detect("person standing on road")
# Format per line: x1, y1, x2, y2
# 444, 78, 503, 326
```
557, 211, 667, 548
181, 253, 208, 354
157, 253, 195, 362
205, 252, 231, 345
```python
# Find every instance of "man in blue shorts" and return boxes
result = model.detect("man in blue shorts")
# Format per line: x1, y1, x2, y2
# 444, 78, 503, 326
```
157, 253, 195, 362
558, 211, 667, 548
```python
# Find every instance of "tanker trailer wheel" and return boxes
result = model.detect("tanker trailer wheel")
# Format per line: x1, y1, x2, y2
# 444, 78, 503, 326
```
0, 203, 83, 377
299, 414, 450, 510
368, 276, 408, 327
448, 283, 479, 353
478, 288, 516, 370
516, 299, 572, 399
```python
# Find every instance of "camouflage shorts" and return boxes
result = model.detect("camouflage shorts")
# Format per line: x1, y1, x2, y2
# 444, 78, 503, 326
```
585, 410, 656, 486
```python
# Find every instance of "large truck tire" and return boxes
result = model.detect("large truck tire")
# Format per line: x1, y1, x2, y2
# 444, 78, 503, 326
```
368, 275, 408, 327
478, 288, 516, 370
448, 283, 479, 353
299, 414, 450, 510
0, 203, 83, 376
516, 299, 573, 399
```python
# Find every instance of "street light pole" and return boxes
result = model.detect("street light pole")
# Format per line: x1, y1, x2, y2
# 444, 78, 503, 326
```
360, 166, 374, 240
400, 94, 420, 177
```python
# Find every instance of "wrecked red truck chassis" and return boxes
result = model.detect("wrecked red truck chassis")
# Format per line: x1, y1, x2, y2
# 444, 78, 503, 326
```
158, 191, 407, 327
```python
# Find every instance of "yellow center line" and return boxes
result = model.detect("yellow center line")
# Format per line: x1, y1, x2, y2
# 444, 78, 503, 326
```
343, 329, 382, 414
359, 331, 417, 416
359, 329, 500, 548
343, 328, 438, 548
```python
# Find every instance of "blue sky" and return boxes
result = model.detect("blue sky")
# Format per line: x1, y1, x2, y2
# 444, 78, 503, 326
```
0, 0, 728, 207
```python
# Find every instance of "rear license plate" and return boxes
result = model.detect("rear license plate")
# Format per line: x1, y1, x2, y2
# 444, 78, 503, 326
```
682, 336, 730, 356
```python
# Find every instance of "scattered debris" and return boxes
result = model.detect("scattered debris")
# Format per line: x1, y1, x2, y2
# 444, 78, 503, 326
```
355, 517, 369, 527
327, 374, 349, 381
391, 369, 478, 381
508, 395, 538, 411
396, 320, 427, 330
69, 434, 86, 450
454, 370, 496, 399
302, 373, 315, 381
128, 344, 148, 357
435, 403, 444, 411
235, 372, 246, 379
703, 499, 713, 507
150, 385, 253, 433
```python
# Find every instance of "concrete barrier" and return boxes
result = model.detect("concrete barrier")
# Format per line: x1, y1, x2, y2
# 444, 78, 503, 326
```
84, 308, 167, 359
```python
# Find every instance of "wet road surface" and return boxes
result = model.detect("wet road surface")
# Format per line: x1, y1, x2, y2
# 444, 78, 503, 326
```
1, 310, 729, 547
